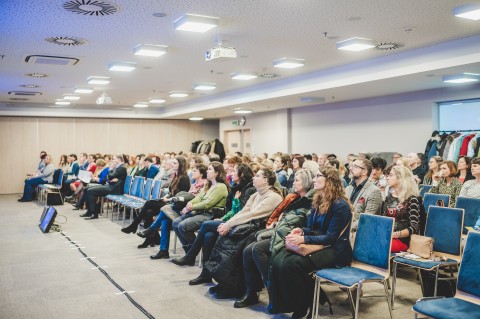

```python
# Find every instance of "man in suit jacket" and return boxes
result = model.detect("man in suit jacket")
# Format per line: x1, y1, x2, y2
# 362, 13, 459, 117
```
82, 154, 127, 220
345, 159, 383, 232
144, 157, 159, 179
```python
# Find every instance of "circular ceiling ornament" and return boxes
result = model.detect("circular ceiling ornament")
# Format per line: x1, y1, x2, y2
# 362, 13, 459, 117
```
20, 84, 40, 88
63, 0, 118, 16
44, 36, 88, 46
259, 73, 278, 79
376, 42, 405, 51
25, 73, 48, 78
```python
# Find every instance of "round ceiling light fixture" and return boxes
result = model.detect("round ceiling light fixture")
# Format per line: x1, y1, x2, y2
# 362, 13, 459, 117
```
63, 0, 119, 16
376, 42, 405, 51
45, 36, 88, 46
25, 73, 48, 78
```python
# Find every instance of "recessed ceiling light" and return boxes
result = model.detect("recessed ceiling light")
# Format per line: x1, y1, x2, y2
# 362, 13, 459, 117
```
273, 58, 305, 69
63, 95, 80, 100
453, 4, 480, 20
234, 109, 253, 114
134, 44, 168, 57
87, 76, 110, 85
149, 98, 166, 104
300, 97, 325, 103
173, 14, 219, 33
108, 62, 136, 72
231, 72, 258, 80
443, 74, 480, 84
169, 91, 189, 98
55, 100, 70, 106
189, 117, 204, 121
73, 87, 94, 94
194, 83, 216, 91
336, 37, 376, 51
133, 102, 149, 108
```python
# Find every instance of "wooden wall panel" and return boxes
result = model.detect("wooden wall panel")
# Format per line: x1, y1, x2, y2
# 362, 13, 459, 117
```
0, 117, 39, 194
0, 116, 218, 194
74, 118, 110, 154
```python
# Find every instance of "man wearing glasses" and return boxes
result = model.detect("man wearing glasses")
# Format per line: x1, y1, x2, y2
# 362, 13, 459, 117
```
345, 159, 383, 232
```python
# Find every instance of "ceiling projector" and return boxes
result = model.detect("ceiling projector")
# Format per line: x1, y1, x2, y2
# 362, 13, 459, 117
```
205, 45, 237, 62
96, 92, 112, 105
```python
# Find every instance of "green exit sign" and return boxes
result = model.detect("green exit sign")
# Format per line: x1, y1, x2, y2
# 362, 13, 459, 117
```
231, 120, 239, 126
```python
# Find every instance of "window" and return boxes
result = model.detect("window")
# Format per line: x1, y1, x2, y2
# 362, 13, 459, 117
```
438, 99, 480, 131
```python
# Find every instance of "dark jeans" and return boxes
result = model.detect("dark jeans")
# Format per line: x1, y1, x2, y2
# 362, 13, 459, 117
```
130, 200, 165, 228
22, 177, 47, 200
85, 184, 111, 216
243, 239, 270, 294
172, 212, 213, 250
184, 220, 222, 263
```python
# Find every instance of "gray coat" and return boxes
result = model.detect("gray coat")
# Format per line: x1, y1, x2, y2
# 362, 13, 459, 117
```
345, 179, 383, 231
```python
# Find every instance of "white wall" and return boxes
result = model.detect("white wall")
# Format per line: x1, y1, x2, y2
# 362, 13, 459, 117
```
219, 85, 480, 159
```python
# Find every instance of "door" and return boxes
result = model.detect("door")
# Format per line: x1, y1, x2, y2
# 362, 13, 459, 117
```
224, 130, 242, 154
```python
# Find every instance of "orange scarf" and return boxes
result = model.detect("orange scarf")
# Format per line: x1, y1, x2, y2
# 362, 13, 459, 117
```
266, 193, 300, 227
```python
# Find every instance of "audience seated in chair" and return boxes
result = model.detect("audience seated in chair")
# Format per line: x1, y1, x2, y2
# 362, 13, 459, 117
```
122, 156, 191, 248
19, 155, 55, 202
73, 159, 109, 210
423, 156, 443, 186
382, 165, 421, 252
429, 160, 462, 207
459, 157, 480, 199
456, 156, 474, 184
80, 154, 127, 220
234, 169, 315, 309
268, 166, 353, 318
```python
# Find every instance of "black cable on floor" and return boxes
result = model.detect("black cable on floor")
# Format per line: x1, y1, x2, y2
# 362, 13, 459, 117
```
60, 231, 156, 319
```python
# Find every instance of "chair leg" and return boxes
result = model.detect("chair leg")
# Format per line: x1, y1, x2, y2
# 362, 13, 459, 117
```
198, 249, 203, 268
173, 233, 177, 254
354, 282, 361, 319
417, 268, 425, 297
383, 280, 393, 319
347, 287, 356, 318
433, 267, 440, 297
311, 276, 320, 319
391, 262, 397, 309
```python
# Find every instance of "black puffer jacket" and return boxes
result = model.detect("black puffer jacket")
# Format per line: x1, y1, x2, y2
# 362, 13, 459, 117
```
204, 221, 262, 297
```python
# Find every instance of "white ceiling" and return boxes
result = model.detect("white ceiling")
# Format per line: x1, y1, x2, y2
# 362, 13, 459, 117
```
1, 0, 480, 119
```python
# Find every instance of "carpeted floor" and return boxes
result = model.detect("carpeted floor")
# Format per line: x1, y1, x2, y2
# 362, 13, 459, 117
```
0, 194, 420, 319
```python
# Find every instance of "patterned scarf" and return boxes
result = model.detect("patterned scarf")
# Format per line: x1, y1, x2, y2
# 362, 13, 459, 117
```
266, 193, 300, 227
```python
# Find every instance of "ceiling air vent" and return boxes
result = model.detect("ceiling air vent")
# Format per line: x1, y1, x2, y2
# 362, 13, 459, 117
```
45, 36, 87, 46
8, 91, 43, 96
25, 55, 79, 66
63, 0, 119, 16
376, 42, 405, 51
259, 73, 278, 79
25, 73, 48, 78
9, 98, 30, 101
20, 84, 40, 88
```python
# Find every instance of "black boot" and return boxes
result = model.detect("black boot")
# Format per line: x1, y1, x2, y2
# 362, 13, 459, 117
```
153, 232, 160, 245
137, 228, 156, 238
234, 292, 259, 308
150, 250, 169, 259
137, 238, 154, 249
121, 223, 137, 234
171, 255, 195, 266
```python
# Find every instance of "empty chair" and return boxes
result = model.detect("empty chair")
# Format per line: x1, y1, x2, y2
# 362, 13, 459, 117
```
412, 231, 480, 319
391, 206, 464, 308
455, 197, 480, 234
418, 184, 433, 198
312, 214, 394, 319
423, 193, 450, 212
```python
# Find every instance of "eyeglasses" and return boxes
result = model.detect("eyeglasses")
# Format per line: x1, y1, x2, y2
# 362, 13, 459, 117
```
353, 164, 366, 170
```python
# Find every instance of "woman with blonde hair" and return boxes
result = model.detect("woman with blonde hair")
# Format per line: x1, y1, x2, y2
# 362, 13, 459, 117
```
383, 165, 421, 252
268, 166, 353, 318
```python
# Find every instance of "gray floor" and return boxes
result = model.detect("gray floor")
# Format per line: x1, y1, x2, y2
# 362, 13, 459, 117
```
0, 194, 420, 319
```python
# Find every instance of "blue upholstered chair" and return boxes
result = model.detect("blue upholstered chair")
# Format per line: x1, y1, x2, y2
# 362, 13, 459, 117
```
312, 214, 394, 319
103, 174, 133, 218
423, 193, 450, 212
38, 169, 64, 204
412, 231, 480, 319
113, 176, 145, 224
118, 178, 154, 226
418, 185, 432, 198
455, 197, 480, 235
391, 206, 464, 308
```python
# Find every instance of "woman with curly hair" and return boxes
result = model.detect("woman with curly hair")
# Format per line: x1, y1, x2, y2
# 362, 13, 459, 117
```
268, 166, 353, 318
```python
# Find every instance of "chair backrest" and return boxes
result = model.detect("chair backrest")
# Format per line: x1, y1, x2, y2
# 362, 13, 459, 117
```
425, 206, 464, 258
55, 169, 64, 187
131, 176, 145, 198
151, 180, 162, 200
423, 193, 450, 212
142, 178, 153, 200
455, 197, 480, 234
419, 184, 433, 197
123, 175, 133, 195
456, 231, 480, 303
352, 214, 394, 276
